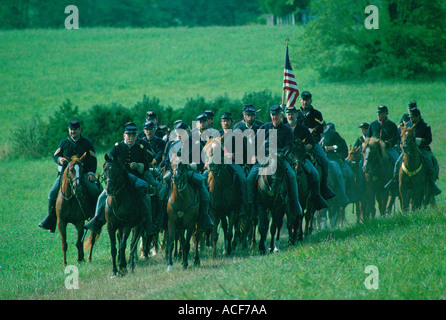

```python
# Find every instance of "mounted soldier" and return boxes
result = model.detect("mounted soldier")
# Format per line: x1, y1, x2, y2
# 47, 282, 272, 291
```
84, 122, 157, 235
296, 91, 336, 201
285, 105, 329, 210
160, 118, 213, 230
39, 120, 101, 233
386, 108, 441, 195
246, 105, 303, 219
320, 122, 357, 205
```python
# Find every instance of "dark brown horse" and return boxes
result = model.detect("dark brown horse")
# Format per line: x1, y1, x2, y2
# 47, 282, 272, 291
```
399, 126, 426, 212
203, 138, 239, 258
362, 138, 396, 218
256, 152, 289, 254
103, 154, 143, 277
346, 144, 366, 223
166, 154, 200, 271
288, 140, 312, 243
56, 153, 98, 266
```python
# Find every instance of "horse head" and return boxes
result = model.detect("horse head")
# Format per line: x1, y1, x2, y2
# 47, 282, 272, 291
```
64, 152, 87, 196
401, 126, 416, 155
362, 138, 387, 174
170, 153, 189, 191
203, 138, 225, 175
346, 144, 361, 163
103, 153, 127, 196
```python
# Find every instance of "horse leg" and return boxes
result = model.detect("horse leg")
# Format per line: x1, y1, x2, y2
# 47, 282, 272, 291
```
257, 206, 268, 255
211, 215, 220, 258
58, 218, 68, 267
118, 228, 131, 277
227, 214, 235, 256
75, 222, 85, 263
86, 231, 99, 262
129, 227, 141, 273
181, 230, 190, 270
221, 216, 230, 255
193, 228, 201, 267
166, 222, 175, 271
269, 214, 276, 253
108, 226, 118, 277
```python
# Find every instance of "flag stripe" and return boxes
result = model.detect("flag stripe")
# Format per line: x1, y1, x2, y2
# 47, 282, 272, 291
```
283, 45, 299, 108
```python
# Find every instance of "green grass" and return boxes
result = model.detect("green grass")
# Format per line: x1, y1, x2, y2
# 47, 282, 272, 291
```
1, 26, 446, 300
1, 155, 445, 300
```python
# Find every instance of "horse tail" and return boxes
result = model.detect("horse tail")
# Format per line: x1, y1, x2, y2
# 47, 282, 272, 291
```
84, 231, 101, 250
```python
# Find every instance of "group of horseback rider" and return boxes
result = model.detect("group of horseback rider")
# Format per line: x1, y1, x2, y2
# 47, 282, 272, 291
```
39, 92, 441, 234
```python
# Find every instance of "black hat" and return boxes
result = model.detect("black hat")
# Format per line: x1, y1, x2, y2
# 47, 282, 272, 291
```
68, 120, 80, 129
174, 120, 189, 130
204, 110, 215, 118
221, 112, 232, 119
401, 113, 410, 122
359, 122, 370, 129
243, 104, 256, 114
124, 122, 137, 134
270, 105, 283, 114
146, 110, 157, 119
408, 100, 417, 111
143, 120, 156, 129
196, 113, 208, 121
301, 91, 312, 99
377, 105, 388, 113
327, 122, 335, 130
285, 106, 298, 113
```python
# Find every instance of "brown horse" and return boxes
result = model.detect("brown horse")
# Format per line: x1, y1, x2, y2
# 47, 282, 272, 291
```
203, 138, 239, 258
166, 155, 200, 271
56, 153, 98, 266
256, 152, 289, 254
103, 154, 143, 277
362, 138, 396, 218
399, 126, 426, 212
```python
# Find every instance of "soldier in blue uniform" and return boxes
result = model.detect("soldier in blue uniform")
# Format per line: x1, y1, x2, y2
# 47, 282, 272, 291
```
141, 120, 166, 167
84, 123, 157, 235
297, 91, 336, 200
160, 118, 213, 229
39, 120, 101, 233
385, 108, 441, 195
366, 105, 400, 164
246, 105, 303, 219
285, 106, 329, 210
219, 112, 249, 216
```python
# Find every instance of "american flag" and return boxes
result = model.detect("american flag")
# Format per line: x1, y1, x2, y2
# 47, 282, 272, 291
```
283, 45, 299, 108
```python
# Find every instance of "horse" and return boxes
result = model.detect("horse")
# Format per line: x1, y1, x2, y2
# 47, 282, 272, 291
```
103, 154, 143, 277
362, 138, 396, 218
56, 152, 99, 267
399, 126, 426, 212
203, 137, 239, 258
166, 154, 201, 271
345, 144, 366, 223
288, 139, 313, 244
256, 151, 289, 254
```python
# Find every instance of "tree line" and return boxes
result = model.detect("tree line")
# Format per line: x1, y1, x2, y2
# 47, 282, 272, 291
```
0, 0, 311, 29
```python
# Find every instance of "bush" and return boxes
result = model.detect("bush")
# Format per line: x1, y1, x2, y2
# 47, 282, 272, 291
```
298, 0, 446, 80
10, 90, 282, 159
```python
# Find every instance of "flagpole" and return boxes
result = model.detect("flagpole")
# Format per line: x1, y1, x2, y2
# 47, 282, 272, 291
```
282, 37, 290, 107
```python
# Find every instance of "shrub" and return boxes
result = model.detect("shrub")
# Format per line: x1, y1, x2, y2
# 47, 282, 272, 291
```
298, 0, 446, 80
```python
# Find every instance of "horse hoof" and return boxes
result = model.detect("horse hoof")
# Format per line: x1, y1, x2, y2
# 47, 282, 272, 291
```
167, 265, 173, 272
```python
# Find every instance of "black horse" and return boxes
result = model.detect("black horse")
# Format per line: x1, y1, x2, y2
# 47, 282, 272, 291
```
103, 154, 143, 277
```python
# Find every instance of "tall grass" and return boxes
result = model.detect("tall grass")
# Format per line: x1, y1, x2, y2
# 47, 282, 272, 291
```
1, 26, 445, 300
0, 155, 445, 300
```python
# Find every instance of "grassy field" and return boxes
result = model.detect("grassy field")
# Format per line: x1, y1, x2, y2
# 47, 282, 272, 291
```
1, 26, 445, 300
